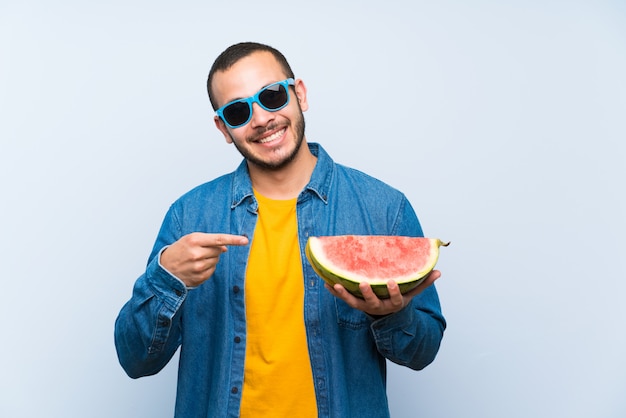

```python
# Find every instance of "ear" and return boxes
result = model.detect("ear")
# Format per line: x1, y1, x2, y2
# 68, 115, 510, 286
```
214, 115, 233, 144
294, 79, 309, 112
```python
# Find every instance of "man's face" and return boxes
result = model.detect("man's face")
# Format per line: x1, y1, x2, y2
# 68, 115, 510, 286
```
212, 51, 308, 171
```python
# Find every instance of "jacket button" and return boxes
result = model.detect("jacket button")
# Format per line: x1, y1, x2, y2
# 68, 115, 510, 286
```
231, 387, 238, 394
233, 285, 240, 294
234, 336, 241, 343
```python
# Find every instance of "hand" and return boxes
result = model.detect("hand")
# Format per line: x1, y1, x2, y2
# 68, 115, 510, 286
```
160, 232, 249, 288
325, 270, 442, 317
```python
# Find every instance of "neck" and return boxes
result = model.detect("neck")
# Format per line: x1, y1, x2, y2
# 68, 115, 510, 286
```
248, 141, 317, 200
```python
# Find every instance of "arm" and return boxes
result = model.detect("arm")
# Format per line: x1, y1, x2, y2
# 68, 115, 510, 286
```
325, 272, 446, 370
114, 205, 248, 378
370, 281, 445, 370
114, 253, 188, 378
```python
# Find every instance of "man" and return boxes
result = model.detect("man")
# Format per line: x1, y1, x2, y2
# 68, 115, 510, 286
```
115, 41, 446, 417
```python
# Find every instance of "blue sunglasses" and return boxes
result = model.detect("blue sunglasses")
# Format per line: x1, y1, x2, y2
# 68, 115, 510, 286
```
216, 78, 296, 128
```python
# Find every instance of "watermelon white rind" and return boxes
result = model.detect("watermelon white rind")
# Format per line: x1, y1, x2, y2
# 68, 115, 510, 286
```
305, 235, 449, 299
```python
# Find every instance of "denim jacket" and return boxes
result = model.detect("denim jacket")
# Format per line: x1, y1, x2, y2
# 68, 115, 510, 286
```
115, 143, 446, 418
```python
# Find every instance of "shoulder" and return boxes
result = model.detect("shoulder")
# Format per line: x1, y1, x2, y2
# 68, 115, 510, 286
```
311, 142, 405, 200
172, 158, 249, 207
334, 162, 405, 198
166, 170, 245, 226
176, 172, 234, 204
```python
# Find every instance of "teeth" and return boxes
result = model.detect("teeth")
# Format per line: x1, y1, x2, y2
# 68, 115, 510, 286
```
258, 129, 285, 144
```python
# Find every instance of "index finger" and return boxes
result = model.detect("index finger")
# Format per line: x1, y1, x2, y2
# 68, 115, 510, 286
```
193, 232, 249, 248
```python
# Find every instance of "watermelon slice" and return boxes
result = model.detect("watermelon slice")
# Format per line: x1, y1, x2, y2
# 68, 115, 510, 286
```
305, 235, 449, 299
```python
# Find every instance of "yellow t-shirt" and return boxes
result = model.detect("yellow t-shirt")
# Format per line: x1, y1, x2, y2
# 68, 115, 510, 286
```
239, 191, 318, 417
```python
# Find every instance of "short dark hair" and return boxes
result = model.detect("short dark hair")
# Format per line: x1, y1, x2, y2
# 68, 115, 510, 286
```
207, 42, 296, 110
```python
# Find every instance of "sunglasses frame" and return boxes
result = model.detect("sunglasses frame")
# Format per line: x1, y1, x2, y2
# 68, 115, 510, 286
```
215, 78, 296, 129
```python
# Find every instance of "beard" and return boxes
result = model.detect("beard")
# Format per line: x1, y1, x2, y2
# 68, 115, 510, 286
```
229, 110, 306, 172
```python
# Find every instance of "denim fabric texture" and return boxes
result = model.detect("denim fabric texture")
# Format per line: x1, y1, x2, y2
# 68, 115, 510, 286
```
114, 143, 446, 418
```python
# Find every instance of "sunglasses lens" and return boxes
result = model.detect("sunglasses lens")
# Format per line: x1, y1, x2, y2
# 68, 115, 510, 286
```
259, 84, 289, 110
222, 101, 250, 127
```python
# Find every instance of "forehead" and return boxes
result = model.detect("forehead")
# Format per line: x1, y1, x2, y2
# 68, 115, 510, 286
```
212, 51, 287, 105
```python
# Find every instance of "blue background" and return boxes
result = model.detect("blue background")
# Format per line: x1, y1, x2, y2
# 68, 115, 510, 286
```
1, 1, 625, 417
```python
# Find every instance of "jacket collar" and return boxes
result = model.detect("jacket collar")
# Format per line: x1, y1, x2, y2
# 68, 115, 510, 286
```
230, 142, 332, 208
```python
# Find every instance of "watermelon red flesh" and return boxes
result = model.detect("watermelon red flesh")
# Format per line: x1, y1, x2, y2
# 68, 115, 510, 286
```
315, 236, 436, 282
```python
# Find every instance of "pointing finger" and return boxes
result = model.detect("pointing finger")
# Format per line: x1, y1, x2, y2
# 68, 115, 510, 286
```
190, 233, 249, 248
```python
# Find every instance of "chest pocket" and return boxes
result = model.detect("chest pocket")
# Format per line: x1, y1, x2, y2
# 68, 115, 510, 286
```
334, 299, 371, 329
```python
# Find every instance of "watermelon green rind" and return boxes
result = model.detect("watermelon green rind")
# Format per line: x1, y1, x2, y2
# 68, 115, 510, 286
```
305, 236, 449, 299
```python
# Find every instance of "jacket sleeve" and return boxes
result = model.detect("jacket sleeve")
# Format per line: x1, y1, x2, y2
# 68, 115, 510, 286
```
370, 286, 446, 370
371, 194, 446, 370
114, 206, 188, 378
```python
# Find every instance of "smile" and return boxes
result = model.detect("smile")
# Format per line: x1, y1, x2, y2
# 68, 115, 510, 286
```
257, 128, 286, 144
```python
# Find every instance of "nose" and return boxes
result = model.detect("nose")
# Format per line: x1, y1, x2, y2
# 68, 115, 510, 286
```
248, 102, 275, 128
